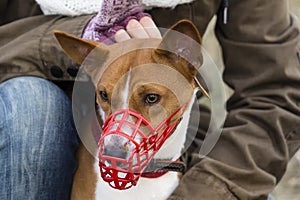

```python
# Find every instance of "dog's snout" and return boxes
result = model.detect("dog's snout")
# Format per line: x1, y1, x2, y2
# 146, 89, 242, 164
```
103, 147, 128, 159
102, 135, 131, 159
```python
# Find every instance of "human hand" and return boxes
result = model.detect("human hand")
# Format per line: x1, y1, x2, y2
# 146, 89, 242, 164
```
82, 0, 161, 44
114, 16, 161, 42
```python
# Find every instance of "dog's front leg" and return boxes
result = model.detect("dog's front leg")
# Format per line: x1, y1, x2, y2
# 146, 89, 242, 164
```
71, 144, 98, 200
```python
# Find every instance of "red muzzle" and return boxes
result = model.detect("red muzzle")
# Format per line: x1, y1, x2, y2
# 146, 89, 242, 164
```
98, 105, 186, 190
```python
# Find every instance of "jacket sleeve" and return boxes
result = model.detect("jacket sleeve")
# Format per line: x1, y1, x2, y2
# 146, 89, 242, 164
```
0, 14, 93, 83
0, 0, 42, 25
168, 0, 300, 200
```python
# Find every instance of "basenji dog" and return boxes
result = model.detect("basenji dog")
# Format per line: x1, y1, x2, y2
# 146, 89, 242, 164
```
54, 19, 207, 200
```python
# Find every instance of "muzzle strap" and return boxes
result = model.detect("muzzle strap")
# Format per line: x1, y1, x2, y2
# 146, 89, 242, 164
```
145, 159, 186, 174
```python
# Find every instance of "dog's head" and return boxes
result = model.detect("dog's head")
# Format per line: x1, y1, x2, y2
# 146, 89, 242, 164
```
55, 19, 204, 189
55, 19, 202, 125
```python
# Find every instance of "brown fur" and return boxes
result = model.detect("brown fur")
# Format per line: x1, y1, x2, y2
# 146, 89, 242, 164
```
96, 48, 194, 129
71, 144, 97, 200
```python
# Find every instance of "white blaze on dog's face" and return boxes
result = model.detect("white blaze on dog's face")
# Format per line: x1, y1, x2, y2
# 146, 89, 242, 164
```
54, 20, 203, 160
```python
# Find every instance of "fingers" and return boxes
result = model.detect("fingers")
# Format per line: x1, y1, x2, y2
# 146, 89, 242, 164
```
114, 29, 131, 42
114, 17, 161, 42
126, 19, 149, 39
139, 16, 162, 39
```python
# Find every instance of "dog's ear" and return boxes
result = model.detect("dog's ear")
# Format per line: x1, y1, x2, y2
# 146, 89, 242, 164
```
155, 20, 203, 80
54, 30, 108, 64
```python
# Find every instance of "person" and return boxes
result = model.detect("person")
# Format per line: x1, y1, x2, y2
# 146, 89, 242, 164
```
0, 0, 299, 200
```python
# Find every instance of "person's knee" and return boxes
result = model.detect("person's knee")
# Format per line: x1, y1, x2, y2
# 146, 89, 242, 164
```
0, 77, 78, 198
0, 76, 71, 116
0, 76, 78, 157
1, 76, 71, 120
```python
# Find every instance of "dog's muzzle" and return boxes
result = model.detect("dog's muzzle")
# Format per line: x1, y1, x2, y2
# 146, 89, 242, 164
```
98, 105, 186, 190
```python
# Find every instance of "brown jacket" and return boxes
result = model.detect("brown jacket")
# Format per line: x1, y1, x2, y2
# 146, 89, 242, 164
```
1, 0, 300, 199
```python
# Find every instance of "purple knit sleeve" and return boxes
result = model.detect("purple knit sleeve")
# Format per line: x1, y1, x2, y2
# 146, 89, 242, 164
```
82, 0, 151, 44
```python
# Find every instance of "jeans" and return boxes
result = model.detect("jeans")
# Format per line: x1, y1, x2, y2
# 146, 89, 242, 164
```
0, 77, 79, 200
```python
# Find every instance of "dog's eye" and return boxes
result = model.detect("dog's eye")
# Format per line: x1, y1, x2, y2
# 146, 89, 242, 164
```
99, 90, 108, 102
144, 94, 161, 105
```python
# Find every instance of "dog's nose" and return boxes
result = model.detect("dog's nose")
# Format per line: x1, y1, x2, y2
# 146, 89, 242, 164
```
101, 132, 133, 160
103, 147, 128, 159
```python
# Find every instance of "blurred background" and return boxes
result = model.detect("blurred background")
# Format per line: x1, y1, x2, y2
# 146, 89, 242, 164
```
201, 0, 300, 199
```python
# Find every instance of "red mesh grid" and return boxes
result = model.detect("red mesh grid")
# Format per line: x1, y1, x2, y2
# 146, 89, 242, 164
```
98, 104, 187, 190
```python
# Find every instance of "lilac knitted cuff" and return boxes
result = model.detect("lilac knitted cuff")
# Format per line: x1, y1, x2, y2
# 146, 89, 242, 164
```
82, 0, 151, 44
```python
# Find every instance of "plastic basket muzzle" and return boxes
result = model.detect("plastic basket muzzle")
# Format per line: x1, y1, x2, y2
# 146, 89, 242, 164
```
98, 105, 186, 190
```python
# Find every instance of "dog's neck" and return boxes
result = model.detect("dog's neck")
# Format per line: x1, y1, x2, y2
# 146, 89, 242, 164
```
94, 89, 197, 200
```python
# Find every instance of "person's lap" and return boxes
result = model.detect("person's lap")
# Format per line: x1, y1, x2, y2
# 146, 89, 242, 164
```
0, 76, 78, 200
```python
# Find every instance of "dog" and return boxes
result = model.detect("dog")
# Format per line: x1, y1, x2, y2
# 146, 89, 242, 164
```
54, 19, 207, 200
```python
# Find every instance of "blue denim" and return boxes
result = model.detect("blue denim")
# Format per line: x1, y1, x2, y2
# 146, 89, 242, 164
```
0, 77, 79, 200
